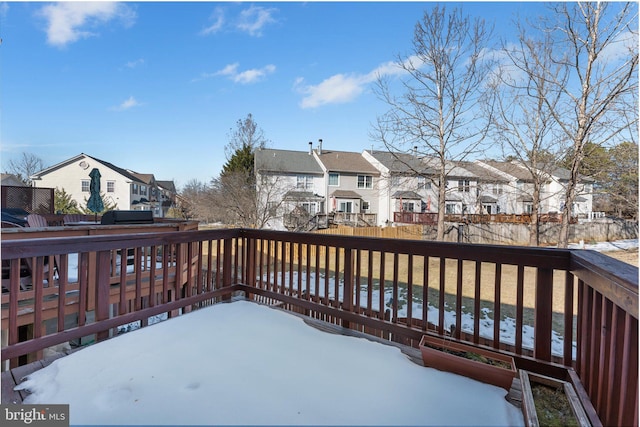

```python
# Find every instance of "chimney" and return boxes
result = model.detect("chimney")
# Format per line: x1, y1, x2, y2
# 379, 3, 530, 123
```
318, 139, 323, 155
308, 141, 313, 155
413, 145, 418, 156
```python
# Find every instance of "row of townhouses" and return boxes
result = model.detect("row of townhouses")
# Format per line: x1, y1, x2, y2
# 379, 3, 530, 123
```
256, 141, 595, 230
30, 153, 177, 217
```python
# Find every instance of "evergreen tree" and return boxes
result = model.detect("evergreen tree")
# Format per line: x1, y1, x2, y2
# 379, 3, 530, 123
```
54, 187, 82, 214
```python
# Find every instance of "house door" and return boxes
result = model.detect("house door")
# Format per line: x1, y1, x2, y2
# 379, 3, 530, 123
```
339, 201, 352, 213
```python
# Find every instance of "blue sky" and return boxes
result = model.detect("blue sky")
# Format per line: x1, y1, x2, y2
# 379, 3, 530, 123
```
1, 1, 551, 188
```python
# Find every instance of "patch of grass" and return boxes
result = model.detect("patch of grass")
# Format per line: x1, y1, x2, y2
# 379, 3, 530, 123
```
532, 384, 579, 427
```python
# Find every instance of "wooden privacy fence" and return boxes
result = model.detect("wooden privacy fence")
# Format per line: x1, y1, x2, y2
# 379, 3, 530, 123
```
393, 212, 574, 224
315, 224, 424, 239
1, 228, 637, 426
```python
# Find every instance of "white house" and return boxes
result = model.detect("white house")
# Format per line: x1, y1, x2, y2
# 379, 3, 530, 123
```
313, 144, 380, 226
473, 160, 594, 216
30, 153, 176, 217
255, 146, 326, 230
1, 174, 26, 187
362, 150, 438, 225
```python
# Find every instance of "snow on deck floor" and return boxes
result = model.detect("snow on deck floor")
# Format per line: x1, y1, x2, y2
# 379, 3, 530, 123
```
17, 301, 524, 426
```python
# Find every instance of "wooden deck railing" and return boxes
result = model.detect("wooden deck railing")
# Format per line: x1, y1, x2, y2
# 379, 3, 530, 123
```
1, 228, 637, 426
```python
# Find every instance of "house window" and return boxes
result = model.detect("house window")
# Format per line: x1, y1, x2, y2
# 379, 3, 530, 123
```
107, 181, 115, 193
458, 179, 470, 192
361, 201, 370, 212
445, 203, 456, 214
140, 185, 147, 196
402, 202, 414, 212
391, 176, 400, 187
338, 201, 352, 213
417, 176, 430, 190
267, 202, 279, 216
357, 175, 372, 189
132, 184, 138, 195
492, 184, 503, 195
524, 203, 533, 214
297, 175, 313, 190
301, 202, 317, 215
328, 173, 339, 186
81, 180, 90, 192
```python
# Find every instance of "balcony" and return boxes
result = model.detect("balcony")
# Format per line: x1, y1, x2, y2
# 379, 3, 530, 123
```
1, 226, 637, 426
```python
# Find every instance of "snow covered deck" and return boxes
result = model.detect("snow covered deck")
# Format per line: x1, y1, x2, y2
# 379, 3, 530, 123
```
4, 300, 525, 426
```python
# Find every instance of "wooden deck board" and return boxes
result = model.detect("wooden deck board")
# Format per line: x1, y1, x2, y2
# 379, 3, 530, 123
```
1, 370, 22, 404
1, 347, 83, 404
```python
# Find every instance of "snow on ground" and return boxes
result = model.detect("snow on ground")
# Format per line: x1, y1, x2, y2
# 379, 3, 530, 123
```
17, 301, 524, 426
64, 239, 637, 353
567, 238, 638, 252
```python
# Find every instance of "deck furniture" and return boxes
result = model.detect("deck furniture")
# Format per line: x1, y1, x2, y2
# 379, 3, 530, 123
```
26, 214, 48, 228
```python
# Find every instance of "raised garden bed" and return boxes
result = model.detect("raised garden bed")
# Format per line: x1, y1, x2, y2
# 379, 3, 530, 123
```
419, 334, 516, 390
520, 370, 591, 427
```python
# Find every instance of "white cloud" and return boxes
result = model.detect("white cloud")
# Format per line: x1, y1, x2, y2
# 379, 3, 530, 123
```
124, 58, 144, 69
600, 30, 638, 63
38, 2, 136, 48
110, 96, 141, 111
216, 63, 240, 77
295, 58, 413, 109
296, 74, 367, 109
236, 5, 277, 37
196, 63, 276, 84
234, 64, 276, 84
201, 7, 224, 35
0, 2, 9, 20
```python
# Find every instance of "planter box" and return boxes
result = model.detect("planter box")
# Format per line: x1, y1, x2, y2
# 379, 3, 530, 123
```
520, 370, 591, 427
419, 334, 516, 390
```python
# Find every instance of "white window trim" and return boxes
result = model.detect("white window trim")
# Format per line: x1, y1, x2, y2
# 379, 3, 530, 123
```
357, 175, 373, 189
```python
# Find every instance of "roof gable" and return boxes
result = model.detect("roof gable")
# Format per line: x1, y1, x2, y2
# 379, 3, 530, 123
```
31, 153, 146, 184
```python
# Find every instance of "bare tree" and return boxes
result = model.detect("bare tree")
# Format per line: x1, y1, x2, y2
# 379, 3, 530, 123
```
537, 2, 638, 247
211, 114, 283, 228
179, 179, 216, 222
489, 30, 567, 246
372, 6, 494, 240
212, 171, 289, 229
223, 113, 268, 174
6, 152, 46, 185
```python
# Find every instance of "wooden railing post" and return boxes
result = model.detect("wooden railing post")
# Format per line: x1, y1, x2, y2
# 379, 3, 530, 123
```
222, 238, 233, 301
535, 267, 553, 361
246, 237, 256, 300
94, 250, 111, 342
342, 248, 352, 329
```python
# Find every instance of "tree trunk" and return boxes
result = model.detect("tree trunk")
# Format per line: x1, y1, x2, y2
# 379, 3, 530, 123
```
436, 170, 446, 241
529, 184, 541, 246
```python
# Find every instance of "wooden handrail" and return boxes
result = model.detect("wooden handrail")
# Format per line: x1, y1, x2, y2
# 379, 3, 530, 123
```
1, 227, 636, 426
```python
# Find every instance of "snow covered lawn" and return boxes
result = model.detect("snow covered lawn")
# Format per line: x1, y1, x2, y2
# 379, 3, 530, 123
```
17, 301, 524, 426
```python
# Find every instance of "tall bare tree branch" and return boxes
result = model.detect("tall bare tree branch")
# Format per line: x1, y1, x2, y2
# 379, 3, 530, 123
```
371, 6, 495, 240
